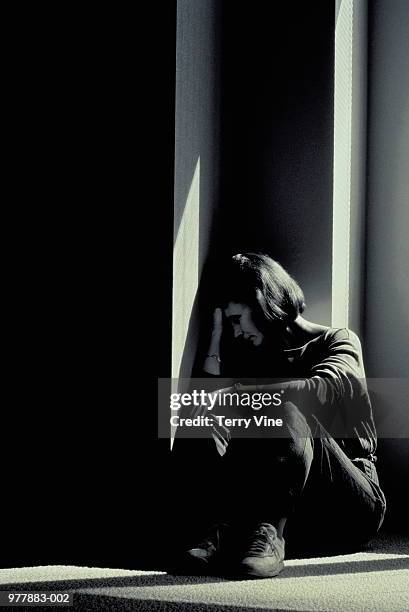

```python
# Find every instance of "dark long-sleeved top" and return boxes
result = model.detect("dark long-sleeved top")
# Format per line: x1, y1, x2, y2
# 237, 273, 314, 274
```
237, 328, 377, 460
198, 327, 377, 460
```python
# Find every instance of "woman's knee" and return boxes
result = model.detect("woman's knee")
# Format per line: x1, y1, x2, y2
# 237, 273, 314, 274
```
273, 402, 313, 469
281, 401, 312, 438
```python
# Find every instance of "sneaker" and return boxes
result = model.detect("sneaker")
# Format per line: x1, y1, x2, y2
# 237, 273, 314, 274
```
239, 523, 285, 578
180, 523, 231, 573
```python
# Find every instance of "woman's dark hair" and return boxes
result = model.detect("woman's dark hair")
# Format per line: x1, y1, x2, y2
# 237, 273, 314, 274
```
218, 253, 306, 331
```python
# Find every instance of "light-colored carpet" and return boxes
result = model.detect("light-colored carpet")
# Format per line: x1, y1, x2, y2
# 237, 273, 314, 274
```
0, 533, 408, 611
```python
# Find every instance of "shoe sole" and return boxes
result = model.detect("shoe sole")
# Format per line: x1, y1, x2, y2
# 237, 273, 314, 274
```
238, 560, 284, 579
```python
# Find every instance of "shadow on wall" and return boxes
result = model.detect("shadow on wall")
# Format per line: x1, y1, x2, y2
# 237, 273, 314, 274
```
217, 1, 335, 327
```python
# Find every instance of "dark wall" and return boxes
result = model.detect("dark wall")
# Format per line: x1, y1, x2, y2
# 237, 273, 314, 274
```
365, 0, 409, 531
217, 1, 335, 324
365, 0, 409, 378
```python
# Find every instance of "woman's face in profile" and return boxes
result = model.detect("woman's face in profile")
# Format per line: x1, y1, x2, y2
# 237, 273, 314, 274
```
224, 302, 264, 346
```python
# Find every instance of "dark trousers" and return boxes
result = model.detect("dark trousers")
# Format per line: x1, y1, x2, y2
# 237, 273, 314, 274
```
171, 402, 386, 557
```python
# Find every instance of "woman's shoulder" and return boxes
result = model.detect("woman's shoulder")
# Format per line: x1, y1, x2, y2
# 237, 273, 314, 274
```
285, 324, 364, 357
322, 327, 362, 346
297, 326, 360, 349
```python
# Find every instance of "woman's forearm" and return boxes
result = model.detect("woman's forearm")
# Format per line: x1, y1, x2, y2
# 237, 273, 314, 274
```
203, 330, 222, 375
236, 382, 283, 392
236, 377, 345, 407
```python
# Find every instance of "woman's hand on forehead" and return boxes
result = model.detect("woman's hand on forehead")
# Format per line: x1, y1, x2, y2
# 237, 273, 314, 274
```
213, 307, 223, 331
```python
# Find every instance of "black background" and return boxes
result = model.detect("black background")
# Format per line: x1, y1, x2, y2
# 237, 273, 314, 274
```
3, 3, 176, 568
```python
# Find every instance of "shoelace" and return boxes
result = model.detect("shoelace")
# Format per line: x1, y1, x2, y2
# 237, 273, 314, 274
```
246, 526, 274, 555
196, 525, 222, 551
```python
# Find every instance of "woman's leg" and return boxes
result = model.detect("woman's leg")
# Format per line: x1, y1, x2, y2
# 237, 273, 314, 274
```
170, 402, 386, 563
220, 402, 385, 556
222, 401, 314, 534
285, 416, 386, 557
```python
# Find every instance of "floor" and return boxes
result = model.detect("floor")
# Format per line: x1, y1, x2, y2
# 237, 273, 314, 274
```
0, 533, 408, 611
